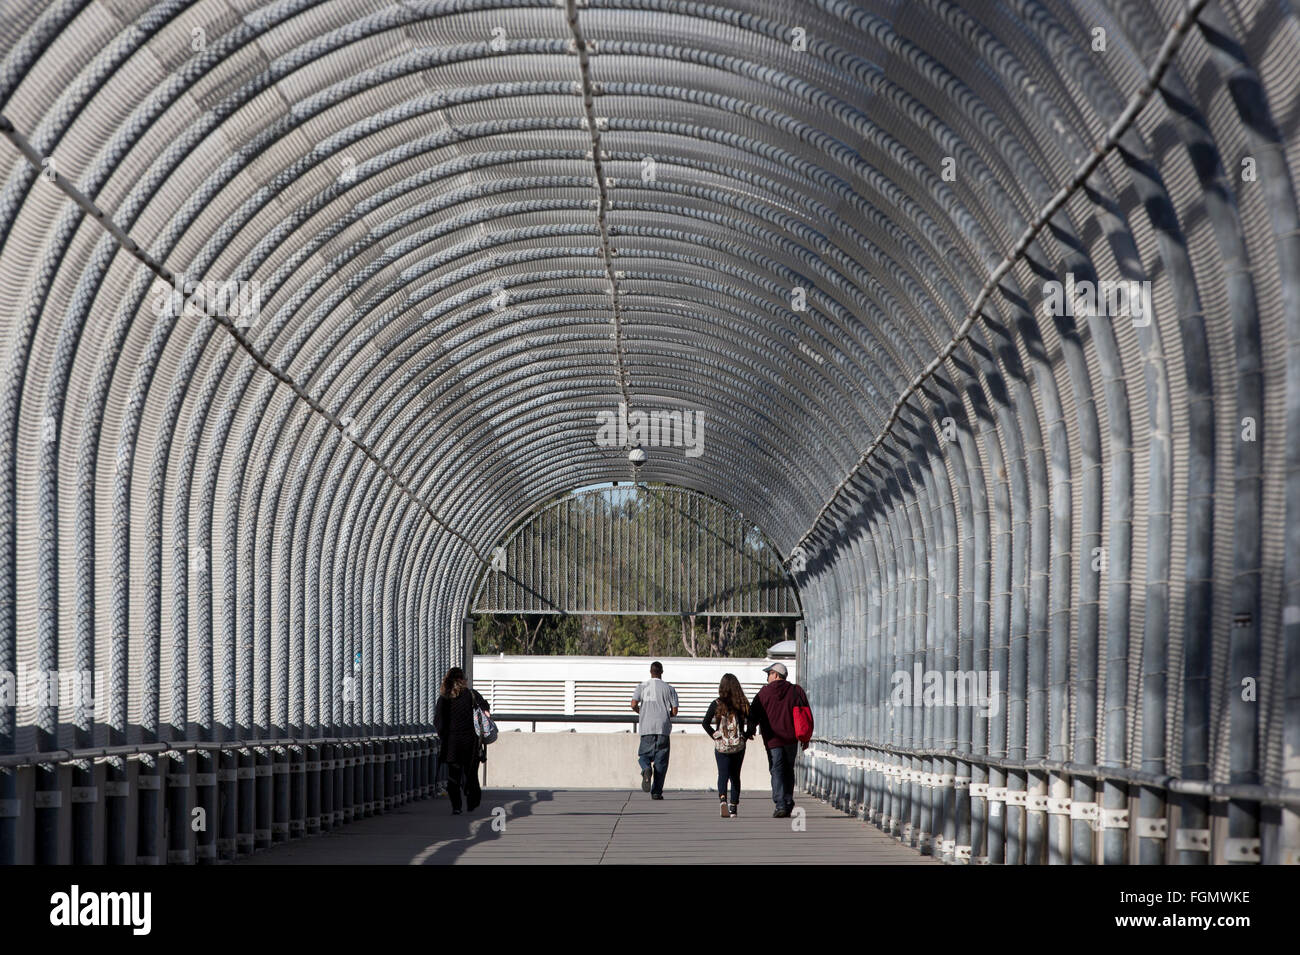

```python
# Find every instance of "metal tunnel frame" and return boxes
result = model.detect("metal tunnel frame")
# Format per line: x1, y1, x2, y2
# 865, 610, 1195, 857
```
472, 483, 802, 615
0, 0, 1296, 865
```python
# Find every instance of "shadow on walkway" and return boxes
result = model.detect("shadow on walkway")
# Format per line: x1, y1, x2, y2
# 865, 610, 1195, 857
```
412, 788, 556, 865
234, 788, 937, 865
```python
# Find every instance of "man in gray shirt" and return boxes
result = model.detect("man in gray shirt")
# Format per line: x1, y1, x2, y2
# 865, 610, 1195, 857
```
631, 661, 679, 799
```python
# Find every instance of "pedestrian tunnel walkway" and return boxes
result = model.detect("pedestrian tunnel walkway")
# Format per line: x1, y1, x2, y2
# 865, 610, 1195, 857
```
1, 0, 1299, 866
233, 789, 939, 865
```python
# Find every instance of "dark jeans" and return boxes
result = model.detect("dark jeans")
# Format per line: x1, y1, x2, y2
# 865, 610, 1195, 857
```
715, 749, 745, 804
765, 743, 798, 809
446, 761, 481, 812
637, 734, 670, 795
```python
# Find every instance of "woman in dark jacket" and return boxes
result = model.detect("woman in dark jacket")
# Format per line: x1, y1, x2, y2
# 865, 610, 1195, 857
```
702, 673, 749, 818
435, 667, 489, 814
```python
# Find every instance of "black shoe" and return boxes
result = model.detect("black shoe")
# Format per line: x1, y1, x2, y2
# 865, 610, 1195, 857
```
773, 808, 790, 818
728, 804, 737, 817
651, 793, 664, 800
452, 809, 462, 815
641, 768, 652, 792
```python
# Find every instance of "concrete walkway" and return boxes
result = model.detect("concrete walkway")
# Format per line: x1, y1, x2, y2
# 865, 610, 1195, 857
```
236, 789, 939, 865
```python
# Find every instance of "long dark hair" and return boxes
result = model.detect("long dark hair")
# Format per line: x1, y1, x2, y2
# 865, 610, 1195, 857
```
440, 666, 467, 698
716, 673, 748, 720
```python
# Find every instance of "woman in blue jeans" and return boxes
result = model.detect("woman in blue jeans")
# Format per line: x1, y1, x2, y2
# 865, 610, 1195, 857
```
702, 673, 750, 818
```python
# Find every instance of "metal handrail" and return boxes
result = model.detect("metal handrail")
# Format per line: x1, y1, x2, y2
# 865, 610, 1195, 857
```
489, 712, 713, 732
0, 715, 715, 766
490, 713, 702, 722
0, 732, 436, 769
808, 737, 1300, 810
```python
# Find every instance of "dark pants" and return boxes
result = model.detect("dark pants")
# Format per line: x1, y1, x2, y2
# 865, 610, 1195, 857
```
637, 734, 670, 795
446, 762, 481, 812
715, 749, 745, 804
765, 743, 798, 809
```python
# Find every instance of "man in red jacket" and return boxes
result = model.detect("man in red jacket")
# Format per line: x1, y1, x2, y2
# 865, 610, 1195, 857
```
746, 662, 813, 817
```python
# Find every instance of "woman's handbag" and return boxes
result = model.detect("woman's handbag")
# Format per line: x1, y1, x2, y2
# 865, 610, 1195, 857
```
471, 691, 499, 745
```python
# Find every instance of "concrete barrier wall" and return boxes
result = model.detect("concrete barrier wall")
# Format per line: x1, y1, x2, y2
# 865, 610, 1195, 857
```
482, 731, 791, 792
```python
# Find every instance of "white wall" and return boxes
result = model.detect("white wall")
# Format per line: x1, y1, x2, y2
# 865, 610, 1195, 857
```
472, 654, 797, 734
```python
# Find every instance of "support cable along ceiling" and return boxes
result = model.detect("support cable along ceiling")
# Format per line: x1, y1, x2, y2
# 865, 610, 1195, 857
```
566, 0, 634, 416
790, 0, 1212, 561
0, 113, 491, 568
